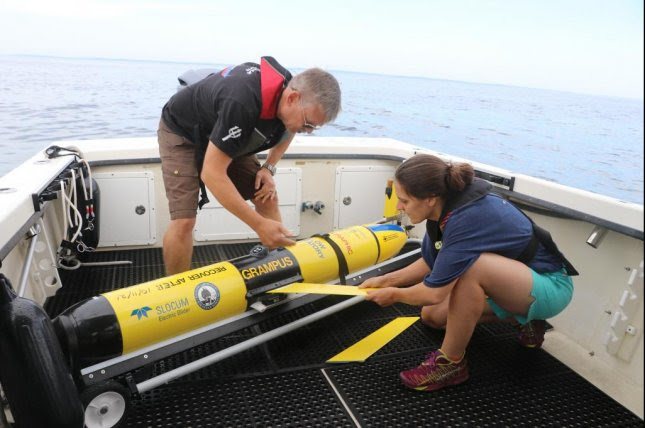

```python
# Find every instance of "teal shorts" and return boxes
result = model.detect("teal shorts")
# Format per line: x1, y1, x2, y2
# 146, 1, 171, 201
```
487, 269, 573, 325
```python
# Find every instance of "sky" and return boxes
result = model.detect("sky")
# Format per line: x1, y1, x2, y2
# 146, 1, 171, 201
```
0, 0, 643, 99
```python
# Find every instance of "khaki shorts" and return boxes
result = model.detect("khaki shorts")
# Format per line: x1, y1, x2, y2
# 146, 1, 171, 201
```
157, 119, 261, 220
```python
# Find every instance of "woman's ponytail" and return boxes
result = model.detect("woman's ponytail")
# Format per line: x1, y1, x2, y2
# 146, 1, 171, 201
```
395, 154, 474, 198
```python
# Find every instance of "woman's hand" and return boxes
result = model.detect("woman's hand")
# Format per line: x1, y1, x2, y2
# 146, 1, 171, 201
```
365, 288, 400, 307
358, 275, 392, 289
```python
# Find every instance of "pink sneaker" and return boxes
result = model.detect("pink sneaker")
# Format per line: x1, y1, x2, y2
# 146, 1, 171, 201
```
399, 349, 469, 391
517, 320, 546, 348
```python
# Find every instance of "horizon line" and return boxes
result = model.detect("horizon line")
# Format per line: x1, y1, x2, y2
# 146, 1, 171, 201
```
1, 52, 642, 102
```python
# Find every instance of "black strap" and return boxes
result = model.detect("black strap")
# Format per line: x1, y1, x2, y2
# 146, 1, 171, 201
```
517, 216, 579, 276
363, 227, 382, 266
532, 222, 579, 276
516, 233, 539, 265
313, 234, 349, 285
198, 181, 210, 209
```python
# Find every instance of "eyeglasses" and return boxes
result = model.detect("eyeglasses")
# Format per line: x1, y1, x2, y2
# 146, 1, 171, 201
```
299, 99, 322, 131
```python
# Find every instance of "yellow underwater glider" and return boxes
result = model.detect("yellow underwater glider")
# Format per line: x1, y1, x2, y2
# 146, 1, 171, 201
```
53, 223, 409, 364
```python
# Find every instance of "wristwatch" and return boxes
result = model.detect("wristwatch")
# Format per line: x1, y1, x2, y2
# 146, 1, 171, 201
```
261, 162, 276, 176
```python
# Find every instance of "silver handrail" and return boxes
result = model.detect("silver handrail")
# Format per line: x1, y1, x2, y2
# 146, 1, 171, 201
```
17, 224, 40, 297
137, 295, 366, 393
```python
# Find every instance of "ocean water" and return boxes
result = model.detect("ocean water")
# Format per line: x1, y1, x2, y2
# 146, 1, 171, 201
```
1, 55, 642, 204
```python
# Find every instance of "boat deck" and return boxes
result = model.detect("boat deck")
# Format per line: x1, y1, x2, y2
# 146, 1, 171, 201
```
44, 244, 642, 427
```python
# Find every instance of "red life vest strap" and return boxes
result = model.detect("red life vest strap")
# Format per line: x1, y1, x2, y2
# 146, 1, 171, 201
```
260, 57, 288, 119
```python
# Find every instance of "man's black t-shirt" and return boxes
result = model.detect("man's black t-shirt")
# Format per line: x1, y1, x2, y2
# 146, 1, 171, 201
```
161, 59, 291, 162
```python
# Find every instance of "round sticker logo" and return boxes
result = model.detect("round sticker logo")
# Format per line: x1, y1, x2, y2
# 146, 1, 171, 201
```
194, 282, 220, 310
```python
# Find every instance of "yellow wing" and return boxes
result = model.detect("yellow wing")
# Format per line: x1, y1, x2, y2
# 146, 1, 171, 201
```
328, 317, 419, 363
267, 282, 379, 296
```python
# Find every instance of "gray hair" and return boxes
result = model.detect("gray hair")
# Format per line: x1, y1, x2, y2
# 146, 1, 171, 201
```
288, 68, 341, 123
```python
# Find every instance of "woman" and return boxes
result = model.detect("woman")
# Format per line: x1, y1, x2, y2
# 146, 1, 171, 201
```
360, 154, 576, 392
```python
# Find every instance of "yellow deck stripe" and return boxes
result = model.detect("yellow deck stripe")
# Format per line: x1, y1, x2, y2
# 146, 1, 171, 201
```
267, 282, 379, 296
327, 317, 419, 363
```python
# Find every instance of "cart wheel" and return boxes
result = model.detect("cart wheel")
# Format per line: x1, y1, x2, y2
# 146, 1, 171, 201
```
81, 380, 131, 428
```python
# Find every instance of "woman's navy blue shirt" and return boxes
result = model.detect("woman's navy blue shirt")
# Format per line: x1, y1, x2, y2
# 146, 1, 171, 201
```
421, 194, 563, 288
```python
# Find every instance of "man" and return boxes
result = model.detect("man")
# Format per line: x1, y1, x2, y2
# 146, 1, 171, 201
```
158, 56, 341, 274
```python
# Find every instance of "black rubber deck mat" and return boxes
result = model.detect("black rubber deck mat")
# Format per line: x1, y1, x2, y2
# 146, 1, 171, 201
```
43, 244, 643, 427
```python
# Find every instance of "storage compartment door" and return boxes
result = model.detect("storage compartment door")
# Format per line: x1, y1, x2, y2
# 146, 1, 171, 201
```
94, 172, 157, 247
334, 166, 396, 229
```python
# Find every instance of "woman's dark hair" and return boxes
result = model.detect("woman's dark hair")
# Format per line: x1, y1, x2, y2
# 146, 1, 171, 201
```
394, 154, 474, 199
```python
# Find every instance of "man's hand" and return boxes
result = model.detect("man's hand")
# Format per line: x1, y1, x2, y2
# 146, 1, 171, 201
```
365, 288, 400, 307
254, 167, 277, 203
256, 218, 296, 248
